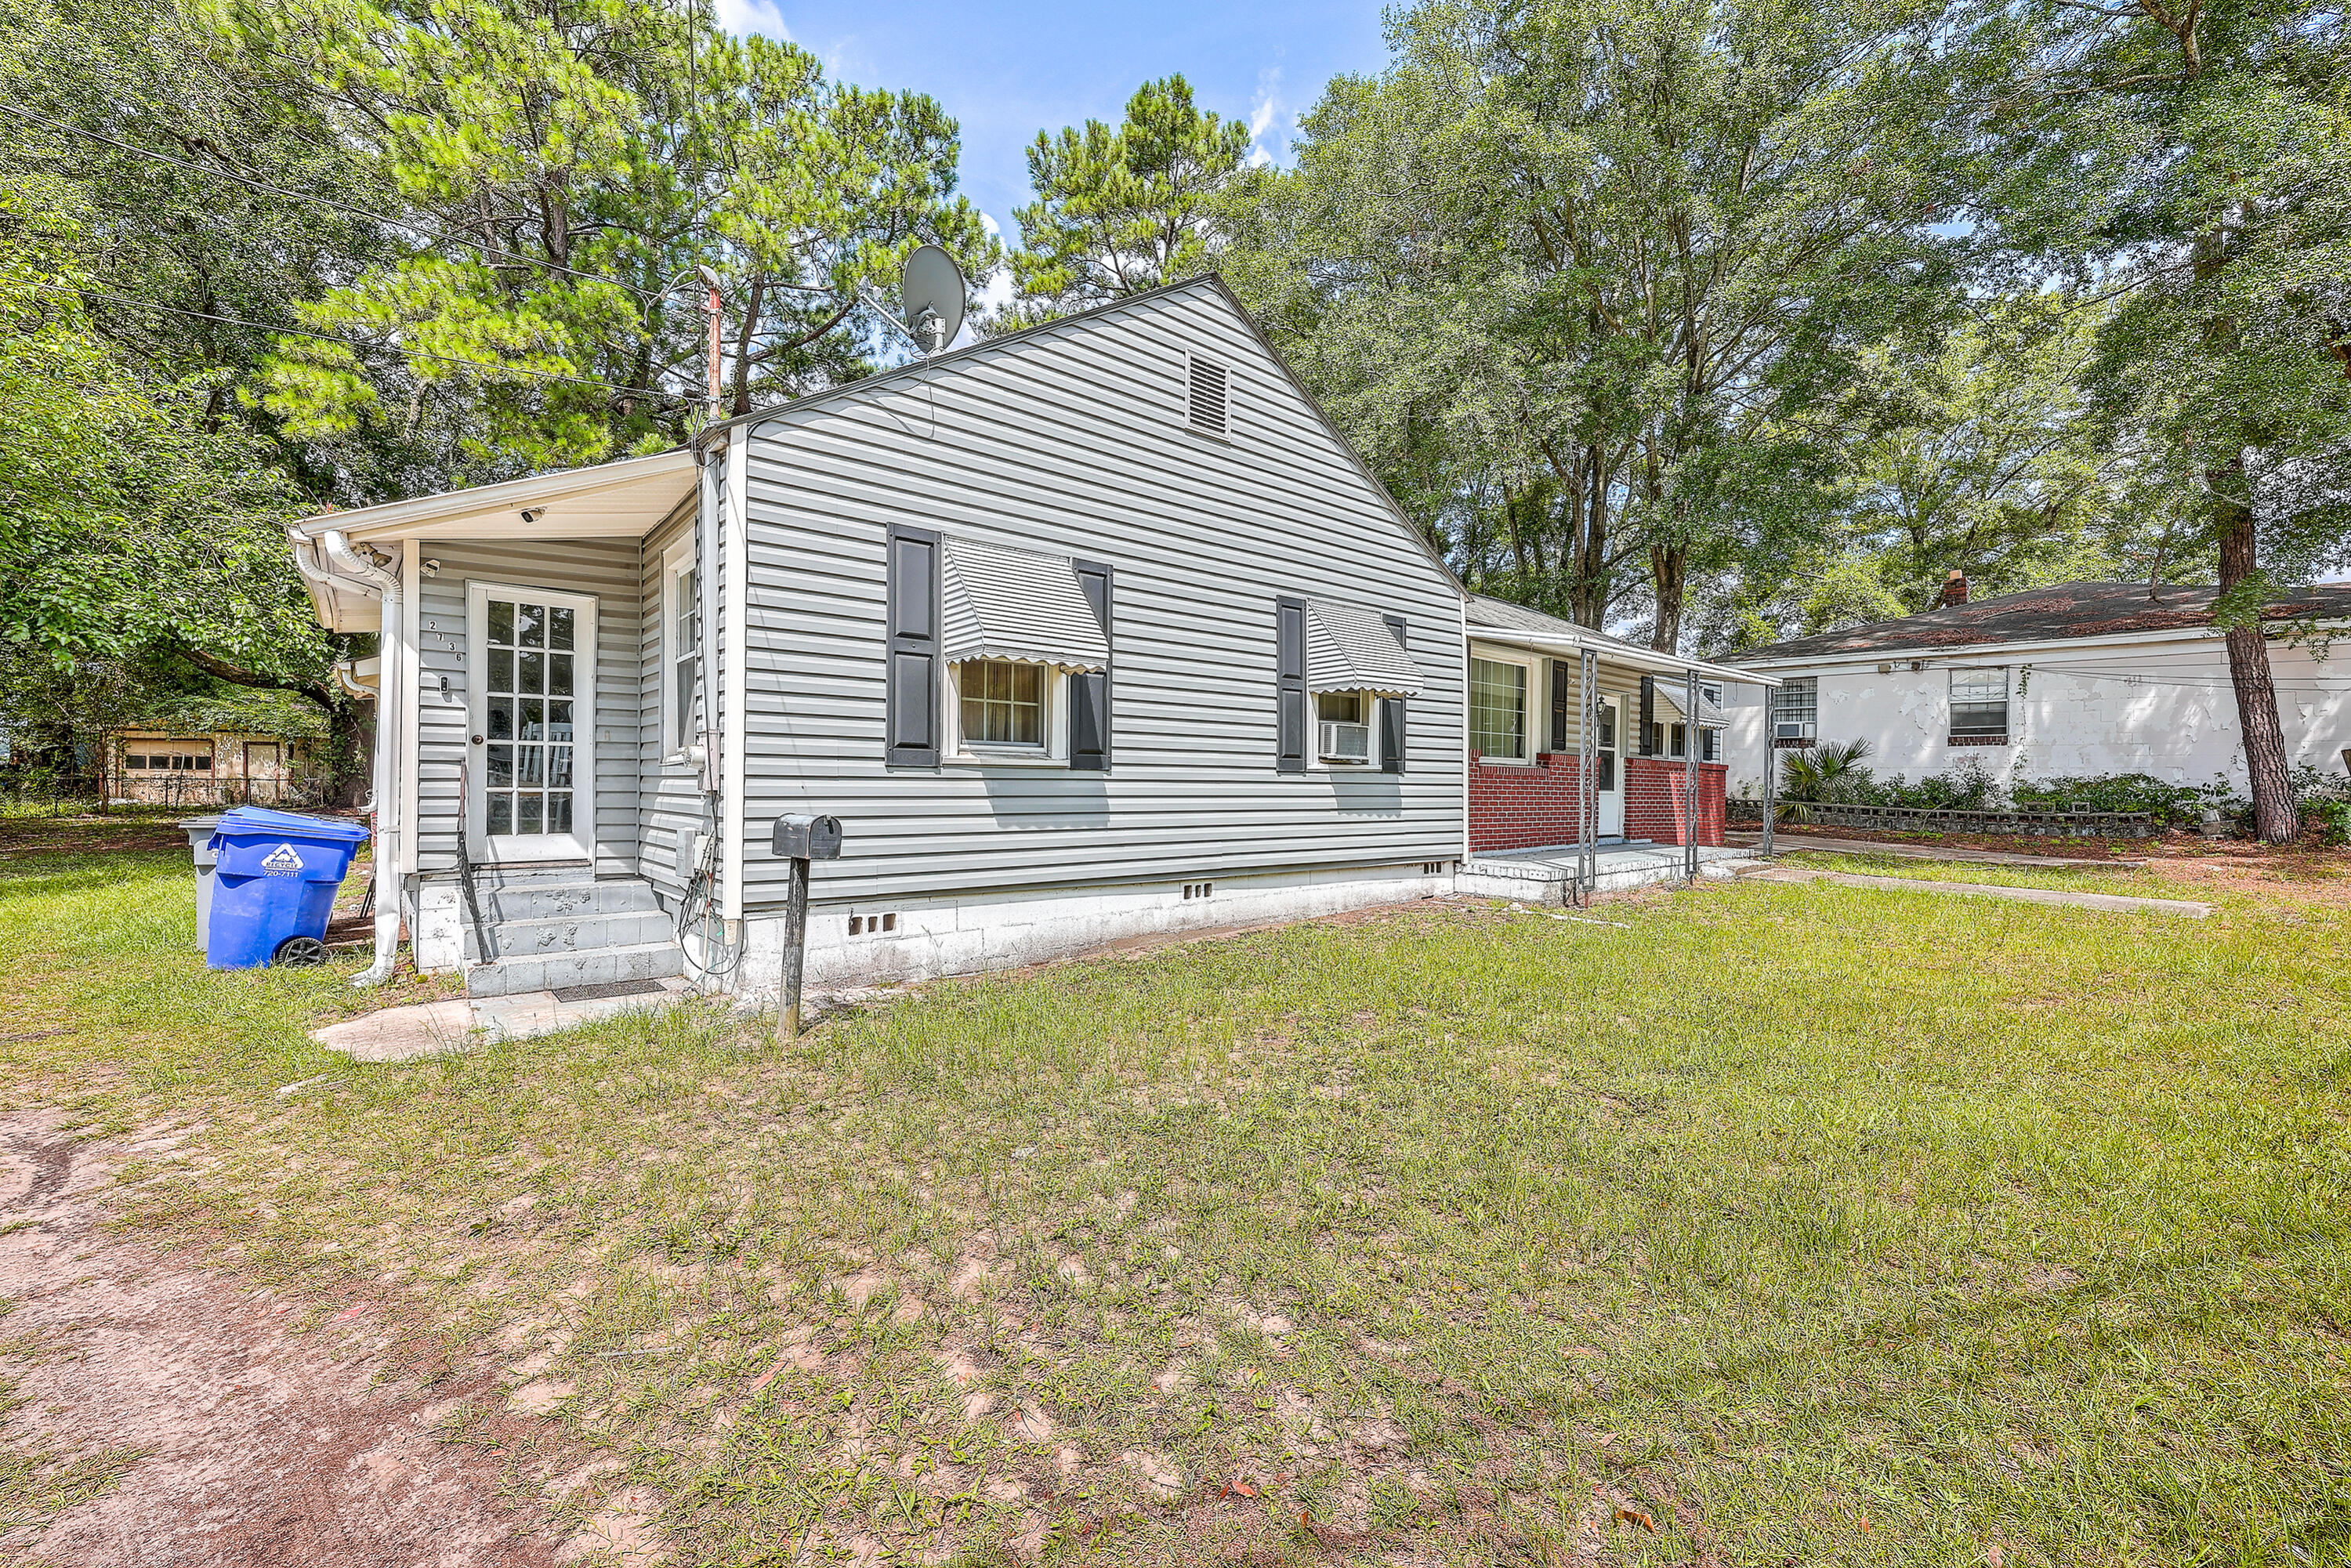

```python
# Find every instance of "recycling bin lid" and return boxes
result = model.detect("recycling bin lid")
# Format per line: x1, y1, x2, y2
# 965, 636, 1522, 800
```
212, 806, 372, 843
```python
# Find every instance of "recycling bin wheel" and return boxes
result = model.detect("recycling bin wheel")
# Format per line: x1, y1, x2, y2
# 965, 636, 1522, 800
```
273, 935, 329, 968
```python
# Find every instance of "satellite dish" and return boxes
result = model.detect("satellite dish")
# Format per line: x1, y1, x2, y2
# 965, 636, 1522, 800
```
900, 244, 966, 355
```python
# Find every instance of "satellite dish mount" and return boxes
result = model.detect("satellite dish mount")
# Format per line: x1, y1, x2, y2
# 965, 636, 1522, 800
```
862, 243, 966, 357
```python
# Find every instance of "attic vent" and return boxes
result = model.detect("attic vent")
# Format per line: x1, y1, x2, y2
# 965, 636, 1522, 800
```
1186, 356, 1230, 436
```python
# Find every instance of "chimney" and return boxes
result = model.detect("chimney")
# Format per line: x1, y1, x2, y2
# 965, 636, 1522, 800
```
1936, 570, 1969, 608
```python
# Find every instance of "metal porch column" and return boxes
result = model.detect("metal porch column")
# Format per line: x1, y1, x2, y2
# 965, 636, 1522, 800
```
1578, 648, 1598, 904
1684, 667, 1701, 881
1760, 683, 1777, 857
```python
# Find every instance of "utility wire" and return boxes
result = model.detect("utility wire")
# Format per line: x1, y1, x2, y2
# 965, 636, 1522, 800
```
73, 285, 679, 399
0, 98, 838, 300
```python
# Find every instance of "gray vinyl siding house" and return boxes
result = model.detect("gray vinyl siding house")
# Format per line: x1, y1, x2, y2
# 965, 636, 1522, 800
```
290, 278, 1470, 995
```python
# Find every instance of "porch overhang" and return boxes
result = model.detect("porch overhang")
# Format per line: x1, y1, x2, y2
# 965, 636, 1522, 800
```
1464, 623, 1778, 689
290, 448, 699, 552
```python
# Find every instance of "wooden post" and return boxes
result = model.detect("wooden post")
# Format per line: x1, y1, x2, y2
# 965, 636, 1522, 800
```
777, 855, 810, 1039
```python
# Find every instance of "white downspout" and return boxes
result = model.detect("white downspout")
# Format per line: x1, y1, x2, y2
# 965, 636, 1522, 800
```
721, 434, 750, 927
319, 528, 404, 987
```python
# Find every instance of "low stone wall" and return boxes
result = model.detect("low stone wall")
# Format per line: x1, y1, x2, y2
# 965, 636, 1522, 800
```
1726, 798, 2157, 838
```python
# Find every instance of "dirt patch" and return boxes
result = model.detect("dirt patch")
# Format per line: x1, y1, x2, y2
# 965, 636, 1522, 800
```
0, 1111, 564, 1566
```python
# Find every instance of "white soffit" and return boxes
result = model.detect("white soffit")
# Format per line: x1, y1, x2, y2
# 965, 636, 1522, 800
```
939, 539, 1110, 671
293, 449, 698, 545
1306, 599, 1422, 697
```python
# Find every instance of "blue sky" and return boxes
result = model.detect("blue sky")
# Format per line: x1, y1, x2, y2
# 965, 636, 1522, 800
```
717, 0, 1394, 309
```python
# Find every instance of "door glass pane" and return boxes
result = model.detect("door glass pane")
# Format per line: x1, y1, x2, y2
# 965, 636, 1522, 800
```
487, 744, 514, 786
550, 607, 574, 651
487, 794, 513, 835
549, 652, 574, 697
518, 792, 544, 833
546, 792, 572, 834
481, 592, 584, 843
519, 746, 544, 785
488, 648, 513, 693
488, 599, 513, 644
521, 698, 544, 741
487, 698, 514, 741
548, 700, 573, 741
548, 747, 573, 788
517, 601, 545, 648
519, 650, 545, 693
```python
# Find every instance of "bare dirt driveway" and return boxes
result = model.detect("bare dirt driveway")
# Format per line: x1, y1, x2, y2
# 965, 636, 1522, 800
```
0, 1111, 563, 1567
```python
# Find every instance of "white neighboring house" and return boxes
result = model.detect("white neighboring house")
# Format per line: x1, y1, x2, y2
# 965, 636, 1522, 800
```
286, 277, 1472, 998
1722, 577, 2351, 799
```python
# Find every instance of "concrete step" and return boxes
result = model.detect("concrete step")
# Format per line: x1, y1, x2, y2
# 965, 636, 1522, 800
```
463, 907, 673, 961
469, 878, 662, 923
465, 941, 686, 998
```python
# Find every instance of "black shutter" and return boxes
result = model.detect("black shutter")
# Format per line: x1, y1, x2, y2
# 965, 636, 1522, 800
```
1639, 675, 1656, 756
1070, 561, 1113, 770
1276, 597, 1306, 773
1549, 659, 1570, 754
1381, 614, 1408, 774
885, 524, 940, 769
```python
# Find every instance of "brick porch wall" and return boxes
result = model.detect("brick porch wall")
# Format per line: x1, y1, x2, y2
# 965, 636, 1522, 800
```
1623, 758, 1727, 846
1466, 751, 1589, 853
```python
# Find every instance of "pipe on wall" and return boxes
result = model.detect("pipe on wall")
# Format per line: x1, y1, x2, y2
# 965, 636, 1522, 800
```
315, 528, 404, 988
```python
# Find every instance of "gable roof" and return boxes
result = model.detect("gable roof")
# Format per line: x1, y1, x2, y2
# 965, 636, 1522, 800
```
1737, 581, 2351, 664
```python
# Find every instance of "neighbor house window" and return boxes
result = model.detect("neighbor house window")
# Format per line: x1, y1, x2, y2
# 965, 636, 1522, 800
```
668, 559, 700, 756
1949, 668, 2009, 744
1701, 727, 1719, 762
1470, 656, 1529, 761
955, 659, 1047, 750
1315, 690, 1374, 764
1770, 678, 1817, 748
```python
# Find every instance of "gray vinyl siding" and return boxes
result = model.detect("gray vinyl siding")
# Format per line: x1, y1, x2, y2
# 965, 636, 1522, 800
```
413, 539, 643, 877
637, 499, 705, 896
727, 282, 1467, 909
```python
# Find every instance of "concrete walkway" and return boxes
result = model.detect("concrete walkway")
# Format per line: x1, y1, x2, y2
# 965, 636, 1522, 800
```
1727, 830, 2144, 869
1748, 865, 2211, 918
310, 977, 698, 1063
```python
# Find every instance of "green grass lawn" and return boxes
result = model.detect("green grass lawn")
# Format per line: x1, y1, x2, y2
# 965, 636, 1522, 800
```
5, 841, 2350, 1565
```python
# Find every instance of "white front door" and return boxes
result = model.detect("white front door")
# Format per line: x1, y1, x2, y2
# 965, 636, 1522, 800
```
467, 582, 596, 863
1596, 696, 1625, 838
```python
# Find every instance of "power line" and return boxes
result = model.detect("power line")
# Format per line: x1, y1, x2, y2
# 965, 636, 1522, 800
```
72, 285, 679, 400
0, 98, 839, 302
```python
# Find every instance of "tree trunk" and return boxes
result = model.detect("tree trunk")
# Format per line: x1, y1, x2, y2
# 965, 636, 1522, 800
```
1649, 540, 1686, 652
2215, 484, 2295, 842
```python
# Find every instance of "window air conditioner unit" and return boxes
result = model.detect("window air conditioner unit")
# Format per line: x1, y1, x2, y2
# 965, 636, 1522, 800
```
1318, 720, 1372, 762
1774, 722, 1814, 741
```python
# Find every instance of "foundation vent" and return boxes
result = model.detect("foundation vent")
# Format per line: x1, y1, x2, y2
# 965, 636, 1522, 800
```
1181, 882, 1214, 901
848, 912, 899, 936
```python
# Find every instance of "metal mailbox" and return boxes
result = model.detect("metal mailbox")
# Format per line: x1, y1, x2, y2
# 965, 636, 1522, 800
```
770, 813, 844, 860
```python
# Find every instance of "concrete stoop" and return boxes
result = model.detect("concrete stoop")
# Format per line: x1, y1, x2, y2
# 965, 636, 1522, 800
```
311, 976, 701, 1063
457, 867, 686, 998
1456, 841, 1756, 904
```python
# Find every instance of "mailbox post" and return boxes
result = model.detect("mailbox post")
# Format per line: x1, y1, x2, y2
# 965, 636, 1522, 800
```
769, 813, 843, 1039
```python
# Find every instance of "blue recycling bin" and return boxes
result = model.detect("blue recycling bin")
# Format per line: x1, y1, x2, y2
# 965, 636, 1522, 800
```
205, 807, 371, 969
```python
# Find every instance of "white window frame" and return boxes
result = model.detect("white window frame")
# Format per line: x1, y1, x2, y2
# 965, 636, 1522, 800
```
1313, 689, 1378, 767
944, 658, 1070, 766
1948, 666, 2009, 745
662, 537, 701, 766
1469, 650, 1534, 766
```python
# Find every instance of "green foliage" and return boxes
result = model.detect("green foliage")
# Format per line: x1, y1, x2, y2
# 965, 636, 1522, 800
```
2007, 773, 2242, 827
998, 75, 1251, 330
1219, 0, 1964, 645
1776, 737, 1877, 813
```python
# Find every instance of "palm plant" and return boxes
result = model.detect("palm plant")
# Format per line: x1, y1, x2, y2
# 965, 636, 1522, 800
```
1776, 737, 1873, 821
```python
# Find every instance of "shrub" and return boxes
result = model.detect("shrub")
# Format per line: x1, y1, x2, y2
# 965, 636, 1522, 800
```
2012, 773, 2241, 829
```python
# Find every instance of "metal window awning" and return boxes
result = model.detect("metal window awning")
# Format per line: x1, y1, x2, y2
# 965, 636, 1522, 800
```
939, 539, 1110, 671
1306, 599, 1422, 697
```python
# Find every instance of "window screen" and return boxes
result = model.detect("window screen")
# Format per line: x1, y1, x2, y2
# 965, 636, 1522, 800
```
958, 659, 1045, 747
1469, 657, 1527, 760
1949, 668, 2009, 744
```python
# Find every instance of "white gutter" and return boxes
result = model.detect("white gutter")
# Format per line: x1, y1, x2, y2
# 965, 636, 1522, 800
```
314, 528, 404, 988
1467, 625, 1780, 687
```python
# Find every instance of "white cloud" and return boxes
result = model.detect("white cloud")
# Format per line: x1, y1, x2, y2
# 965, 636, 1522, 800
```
714, 0, 789, 41
1245, 67, 1284, 168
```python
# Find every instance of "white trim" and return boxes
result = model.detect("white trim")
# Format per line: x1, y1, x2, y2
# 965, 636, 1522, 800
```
285, 449, 696, 545
1733, 621, 2295, 672
399, 539, 422, 875
943, 658, 1070, 766
463, 580, 599, 864
722, 435, 750, 923
1468, 647, 1538, 766
1595, 693, 1625, 838
661, 534, 699, 766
